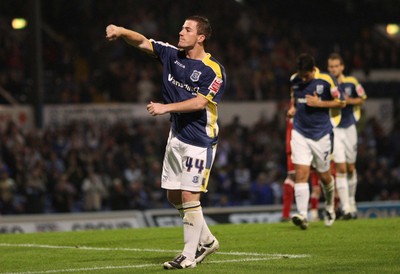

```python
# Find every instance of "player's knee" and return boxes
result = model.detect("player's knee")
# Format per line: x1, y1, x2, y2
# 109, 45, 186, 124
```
347, 164, 356, 174
166, 189, 182, 205
335, 162, 347, 173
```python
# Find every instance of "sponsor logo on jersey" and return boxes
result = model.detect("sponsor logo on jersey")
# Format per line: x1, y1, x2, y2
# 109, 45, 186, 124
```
296, 98, 307, 104
168, 74, 199, 94
356, 85, 366, 97
208, 77, 223, 97
190, 70, 202, 82
174, 60, 186, 69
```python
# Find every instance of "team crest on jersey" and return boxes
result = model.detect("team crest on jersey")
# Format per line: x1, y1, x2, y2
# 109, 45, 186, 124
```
345, 87, 352, 96
190, 70, 202, 82
316, 85, 324, 95
192, 176, 199, 184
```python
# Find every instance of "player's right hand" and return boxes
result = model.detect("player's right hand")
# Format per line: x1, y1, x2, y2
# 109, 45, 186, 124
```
106, 24, 120, 41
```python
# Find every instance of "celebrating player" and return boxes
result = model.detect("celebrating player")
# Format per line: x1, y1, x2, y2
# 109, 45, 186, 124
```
106, 15, 226, 269
328, 53, 367, 219
290, 53, 346, 229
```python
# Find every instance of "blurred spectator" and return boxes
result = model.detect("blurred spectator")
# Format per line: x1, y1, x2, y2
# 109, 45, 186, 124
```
145, 159, 164, 208
109, 177, 130, 211
0, 162, 16, 214
128, 180, 149, 210
52, 174, 76, 213
233, 163, 251, 204
250, 172, 274, 205
136, 70, 157, 103
25, 164, 47, 214
81, 167, 107, 211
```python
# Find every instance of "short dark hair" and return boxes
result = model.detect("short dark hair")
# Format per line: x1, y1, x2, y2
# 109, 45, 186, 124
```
296, 53, 315, 73
186, 15, 212, 46
328, 52, 344, 65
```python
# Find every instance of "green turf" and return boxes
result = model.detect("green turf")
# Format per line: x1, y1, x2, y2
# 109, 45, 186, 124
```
0, 218, 399, 273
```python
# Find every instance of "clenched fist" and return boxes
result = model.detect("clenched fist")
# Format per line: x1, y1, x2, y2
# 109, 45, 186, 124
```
105, 24, 121, 41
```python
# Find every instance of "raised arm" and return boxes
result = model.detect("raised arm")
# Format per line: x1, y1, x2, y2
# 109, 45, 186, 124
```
105, 24, 153, 54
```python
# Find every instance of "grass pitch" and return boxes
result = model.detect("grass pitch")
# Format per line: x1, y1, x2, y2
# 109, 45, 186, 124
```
0, 217, 399, 273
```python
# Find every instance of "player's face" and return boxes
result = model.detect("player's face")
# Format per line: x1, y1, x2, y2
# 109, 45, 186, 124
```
328, 59, 344, 78
178, 20, 204, 49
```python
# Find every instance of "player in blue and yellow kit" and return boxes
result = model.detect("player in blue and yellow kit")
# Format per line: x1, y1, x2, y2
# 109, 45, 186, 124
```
106, 15, 225, 269
289, 53, 346, 229
328, 53, 367, 219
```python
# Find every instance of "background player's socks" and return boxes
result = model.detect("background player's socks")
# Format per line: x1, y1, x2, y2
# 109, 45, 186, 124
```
348, 171, 358, 215
282, 178, 294, 219
336, 173, 350, 214
321, 177, 335, 213
294, 183, 310, 218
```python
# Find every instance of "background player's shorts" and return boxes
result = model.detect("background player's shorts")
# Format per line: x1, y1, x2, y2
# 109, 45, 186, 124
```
161, 130, 216, 192
310, 160, 335, 186
291, 129, 332, 173
333, 124, 357, 164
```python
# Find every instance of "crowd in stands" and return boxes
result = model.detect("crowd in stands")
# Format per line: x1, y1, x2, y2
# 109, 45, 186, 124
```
1, 0, 400, 214
1, 110, 399, 215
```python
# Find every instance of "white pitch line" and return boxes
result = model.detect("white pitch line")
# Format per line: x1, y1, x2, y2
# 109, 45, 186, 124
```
3, 263, 160, 274
0, 243, 310, 258
0, 243, 179, 254
0, 243, 311, 274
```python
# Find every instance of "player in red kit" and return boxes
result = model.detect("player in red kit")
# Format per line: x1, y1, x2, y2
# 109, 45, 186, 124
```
281, 115, 295, 221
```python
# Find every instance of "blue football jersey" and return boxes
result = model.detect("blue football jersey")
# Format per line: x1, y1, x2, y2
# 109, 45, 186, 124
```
291, 68, 345, 140
337, 76, 367, 128
149, 39, 226, 148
